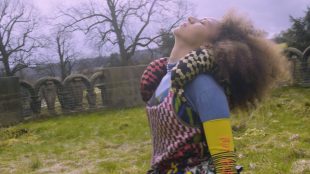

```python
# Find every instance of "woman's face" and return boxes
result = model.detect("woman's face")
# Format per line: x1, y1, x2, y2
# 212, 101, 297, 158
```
173, 16, 220, 47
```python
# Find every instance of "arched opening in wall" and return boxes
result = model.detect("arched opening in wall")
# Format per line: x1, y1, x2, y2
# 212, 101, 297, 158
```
63, 74, 96, 113
284, 47, 304, 85
90, 71, 106, 109
34, 78, 63, 116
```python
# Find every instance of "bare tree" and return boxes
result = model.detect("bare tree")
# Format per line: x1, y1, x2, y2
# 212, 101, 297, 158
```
60, 0, 192, 66
0, 0, 43, 76
33, 56, 59, 78
54, 29, 78, 80
33, 27, 78, 80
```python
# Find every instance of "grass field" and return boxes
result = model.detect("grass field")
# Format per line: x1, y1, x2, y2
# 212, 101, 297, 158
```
0, 86, 309, 174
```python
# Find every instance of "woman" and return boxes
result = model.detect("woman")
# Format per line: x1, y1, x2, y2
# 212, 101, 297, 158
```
140, 11, 288, 174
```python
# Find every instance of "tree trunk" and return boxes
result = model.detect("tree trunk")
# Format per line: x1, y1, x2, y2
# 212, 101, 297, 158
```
2, 55, 13, 76
120, 51, 129, 66
60, 56, 66, 80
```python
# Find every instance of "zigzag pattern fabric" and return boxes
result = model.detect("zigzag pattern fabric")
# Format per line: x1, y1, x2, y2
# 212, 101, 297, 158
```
146, 89, 211, 173
140, 47, 225, 173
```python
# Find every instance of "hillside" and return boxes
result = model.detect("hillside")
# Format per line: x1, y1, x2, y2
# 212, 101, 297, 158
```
0, 86, 309, 174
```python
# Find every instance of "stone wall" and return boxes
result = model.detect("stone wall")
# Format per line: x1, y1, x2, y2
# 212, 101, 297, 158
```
284, 46, 310, 87
0, 77, 22, 127
1, 47, 310, 127
100, 65, 146, 108
16, 64, 147, 122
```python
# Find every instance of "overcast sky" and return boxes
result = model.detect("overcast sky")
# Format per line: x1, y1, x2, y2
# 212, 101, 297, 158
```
192, 0, 309, 37
31, 0, 309, 35
29, 0, 309, 56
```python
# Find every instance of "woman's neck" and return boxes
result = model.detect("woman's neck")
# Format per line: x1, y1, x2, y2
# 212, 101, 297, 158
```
169, 38, 197, 64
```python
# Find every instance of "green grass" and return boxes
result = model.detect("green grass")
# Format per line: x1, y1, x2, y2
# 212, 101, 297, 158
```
0, 86, 309, 174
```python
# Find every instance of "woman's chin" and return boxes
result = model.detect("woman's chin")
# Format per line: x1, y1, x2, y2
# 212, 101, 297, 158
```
172, 27, 182, 36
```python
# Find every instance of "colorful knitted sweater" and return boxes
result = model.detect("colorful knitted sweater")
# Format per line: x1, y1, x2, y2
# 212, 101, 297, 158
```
140, 47, 237, 174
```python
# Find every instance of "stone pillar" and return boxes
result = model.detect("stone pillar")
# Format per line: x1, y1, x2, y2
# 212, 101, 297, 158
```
71, 78, 84, 111
58, 88, 72, 113
30, 95, 41, 114
96, 83, 107, 107
0, 76, 23, 127
41, 81, 57, 115
86, 89, 96, 109
20, 87, 32, 116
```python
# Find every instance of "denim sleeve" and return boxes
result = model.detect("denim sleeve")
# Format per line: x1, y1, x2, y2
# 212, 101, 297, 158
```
183, 73, 230, 122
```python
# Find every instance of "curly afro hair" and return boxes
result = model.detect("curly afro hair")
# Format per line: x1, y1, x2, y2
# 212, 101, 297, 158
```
210, 10, 290, 110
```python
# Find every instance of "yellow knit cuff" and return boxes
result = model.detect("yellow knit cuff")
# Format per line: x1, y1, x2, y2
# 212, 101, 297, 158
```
202, 118, 235, 154
203, 118, 237, 174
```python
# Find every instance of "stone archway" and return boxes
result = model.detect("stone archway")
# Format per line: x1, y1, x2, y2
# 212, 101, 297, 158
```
63, 74, 96, 111
284, 47, 310, 86
284, 47, 303, 84
34, 77, 63, 115
284, 47, 303, 61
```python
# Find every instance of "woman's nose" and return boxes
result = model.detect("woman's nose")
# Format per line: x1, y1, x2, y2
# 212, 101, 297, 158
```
188, 16, 199, 24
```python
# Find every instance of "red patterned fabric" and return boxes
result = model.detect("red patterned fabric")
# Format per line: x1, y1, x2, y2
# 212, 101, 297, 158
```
140, 57, 168, 102
146, 89, 211, 172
